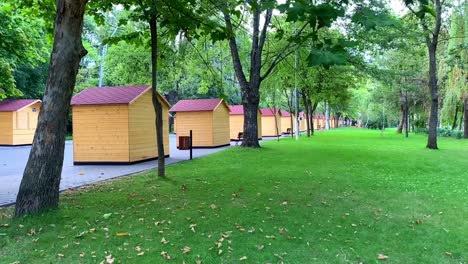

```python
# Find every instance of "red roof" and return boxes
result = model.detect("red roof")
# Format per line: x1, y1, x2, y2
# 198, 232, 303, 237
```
170, 98, 226, 112
280, 109, 292, 117
71, 86, 150, 105
260, 108, 280, 116
229, 105, 244, 115
298, 111, 304, 118
0, 99, 41, 112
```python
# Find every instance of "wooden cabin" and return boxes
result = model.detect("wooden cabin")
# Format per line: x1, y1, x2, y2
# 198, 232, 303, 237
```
71, 85, 171, 165
0, 99, 41, 145
260, 108, 282, 137
298, 112, 307, 132
228, 105, 262, 140
280, 110, 297, 134
316, 114, 325, 130
170, 98, 230, 148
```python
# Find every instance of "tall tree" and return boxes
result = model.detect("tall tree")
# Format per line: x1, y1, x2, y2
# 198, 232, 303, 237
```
0, 2, 48, 99
91, 0, 224, 176
15, 0, 88, 217
405, 0, 444, 149
221, 0, 349, 147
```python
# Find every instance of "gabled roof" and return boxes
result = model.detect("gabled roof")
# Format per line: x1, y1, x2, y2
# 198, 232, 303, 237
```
280, 110, 292, 117
298, 111, 304, 118
0, 99, 41, 112
260, 108, 280, 117
229, 105, 244, 115
228, 105, 262, 115
71, 86, 170, 107
169, 98, 228, 112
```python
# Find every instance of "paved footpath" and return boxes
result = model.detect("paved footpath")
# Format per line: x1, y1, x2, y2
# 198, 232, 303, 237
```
0, 134, 240, 206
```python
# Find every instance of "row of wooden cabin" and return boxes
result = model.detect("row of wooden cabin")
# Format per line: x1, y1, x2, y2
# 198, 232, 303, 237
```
0, 86, 342, 165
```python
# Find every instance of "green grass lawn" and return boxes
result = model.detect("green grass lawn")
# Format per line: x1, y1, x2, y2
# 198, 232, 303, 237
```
1, 128, 467, 263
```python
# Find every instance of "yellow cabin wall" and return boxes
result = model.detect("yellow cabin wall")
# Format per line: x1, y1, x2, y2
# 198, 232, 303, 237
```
299, 118, 307, 131
313, 118, 318, 130
229, 110, 262, 140
212, 105, 230, 146
0, 102, 42, 145
73, 105, 130, 162
261, 113, 281, 137
0, 112, 13, 145
175, 111, 213, 147
128, 92, 170, 162
280, 115, 296, 134
229, 115, 243, 140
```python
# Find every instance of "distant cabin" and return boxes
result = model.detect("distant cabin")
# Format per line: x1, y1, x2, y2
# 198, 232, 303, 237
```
71, 85, 171, 165
315, 114, 325, 130
260, 108, 282, 137
228, 105, 262, 140
280, 110, 296, 134
0, 99, 41, 145
170, 98, 230, 148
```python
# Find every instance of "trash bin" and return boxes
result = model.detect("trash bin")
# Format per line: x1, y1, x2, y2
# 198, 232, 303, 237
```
178, 136, 190, 150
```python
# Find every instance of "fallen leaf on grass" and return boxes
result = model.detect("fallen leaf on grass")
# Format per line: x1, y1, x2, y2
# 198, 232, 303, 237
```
189, 224, 197, 232
161, 237, 169, 244
102, 213, 112, 219
182, 246, 191, 254
257, 245, 264, 250
218, 249, 223, 255
160, 251, 172, 259
181, 184, 187, 191
116, 232, 129, 237
239, 256, 247, 261
57, 254, 64, 258
104, 254, 114, 264
196, 259, 202, 264
377, 254, 389, 260
0, 224, 9, 227
137, 252, 145, 256
210, 204, 217, 209
444, 252, 452, 257
79, 252, 85, 257
27, 228, 36, 236
415, 220, 423, 225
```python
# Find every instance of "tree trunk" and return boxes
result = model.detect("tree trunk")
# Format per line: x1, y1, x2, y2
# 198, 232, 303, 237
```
424, 0, 442, 149
301, 91, 311, 137
464, 97, 468, 138
405, 91, 409, 138
426, 43, 439, 149
397, 91, 405, 133
243, 99, 260, 146
451, 102, 459, 130
149, 14, 165, 177
223, 4, 272, 148
15, 0, 88, 217
325, 101, 330, 130
459, 102, 464, 131
290, 115, 294, 138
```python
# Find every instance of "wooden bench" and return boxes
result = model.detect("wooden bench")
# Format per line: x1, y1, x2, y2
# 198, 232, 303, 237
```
235, 132, 243, 145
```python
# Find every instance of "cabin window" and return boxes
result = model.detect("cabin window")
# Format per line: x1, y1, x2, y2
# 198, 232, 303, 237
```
32, 108, 37, 112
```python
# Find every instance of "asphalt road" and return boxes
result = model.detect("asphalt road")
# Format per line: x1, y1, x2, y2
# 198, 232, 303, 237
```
0, 134, 236, 206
